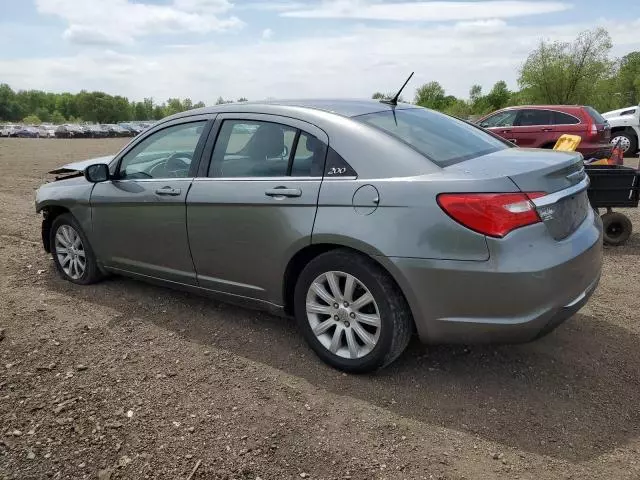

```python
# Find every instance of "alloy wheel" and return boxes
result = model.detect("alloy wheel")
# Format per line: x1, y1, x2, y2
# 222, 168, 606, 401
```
305, 271, 381, 359
611, 135, 631, 153
54, 224, 86, 280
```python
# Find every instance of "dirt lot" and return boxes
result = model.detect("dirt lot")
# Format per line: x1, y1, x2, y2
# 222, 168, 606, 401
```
1, 138, 639, 480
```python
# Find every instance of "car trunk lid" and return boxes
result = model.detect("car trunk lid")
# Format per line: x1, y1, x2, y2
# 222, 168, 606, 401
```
446, 148, 590, 240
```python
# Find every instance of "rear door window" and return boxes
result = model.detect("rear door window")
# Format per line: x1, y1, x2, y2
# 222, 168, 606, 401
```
355, 108, 511, 167
515, 109, 552, 126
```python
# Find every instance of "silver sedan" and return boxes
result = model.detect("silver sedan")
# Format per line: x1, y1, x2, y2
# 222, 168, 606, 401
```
35, 100, 602, 372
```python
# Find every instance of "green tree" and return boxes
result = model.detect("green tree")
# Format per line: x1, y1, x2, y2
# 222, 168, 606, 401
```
50, 111, 66, 124
519, 28, 613, 105
165, 98, 184, 116
193, 101, 206, 109
616, 51, 640, 105
23, 114, 41, 125
485, 81, 511, 111
237, 97, 248, 103
414, 82, 446, 110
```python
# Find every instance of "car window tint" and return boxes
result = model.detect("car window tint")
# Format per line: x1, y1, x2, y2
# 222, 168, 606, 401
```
209, 120, 297, 178
552, 111, 580, 125
290, 132, 328, 177
516, 109, 552, 126
119, 121, 205, 180
479, 110, 518, 128
356, 108, 510, 167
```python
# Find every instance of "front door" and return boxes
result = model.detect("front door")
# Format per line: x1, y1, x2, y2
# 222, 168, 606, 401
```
91, 119, 210, 284
187, 114, 329, 305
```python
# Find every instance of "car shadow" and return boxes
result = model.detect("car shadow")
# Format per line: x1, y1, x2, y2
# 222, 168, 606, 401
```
46, 274, 640, 463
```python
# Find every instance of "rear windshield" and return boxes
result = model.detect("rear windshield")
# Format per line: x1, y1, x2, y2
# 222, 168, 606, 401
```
355, 108, 511, 166
585, 106, 606, 124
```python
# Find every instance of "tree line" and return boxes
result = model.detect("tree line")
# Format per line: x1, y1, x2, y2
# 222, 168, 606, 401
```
374, 28, 640, 118
0, 87, 244, 125
2, 28, 639, 125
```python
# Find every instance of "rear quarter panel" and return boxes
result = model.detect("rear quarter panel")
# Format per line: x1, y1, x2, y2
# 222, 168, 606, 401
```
313, 173, 521, 262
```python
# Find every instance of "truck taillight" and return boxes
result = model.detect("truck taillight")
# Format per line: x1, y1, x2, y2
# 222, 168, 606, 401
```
437, 192, 546, 238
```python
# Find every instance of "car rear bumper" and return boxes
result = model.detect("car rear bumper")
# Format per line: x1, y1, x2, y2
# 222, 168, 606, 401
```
381, 208, 603, 344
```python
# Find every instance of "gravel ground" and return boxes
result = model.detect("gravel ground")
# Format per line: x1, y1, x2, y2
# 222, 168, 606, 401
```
1, 138, 639, 480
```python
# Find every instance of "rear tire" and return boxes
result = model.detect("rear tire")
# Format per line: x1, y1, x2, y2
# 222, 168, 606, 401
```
50, 213, 103, 284
601, 212, 632, 246
294, 249, 413, 373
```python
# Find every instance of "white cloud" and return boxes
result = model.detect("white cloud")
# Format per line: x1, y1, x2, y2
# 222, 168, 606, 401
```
239, 1, 308, 11
36, 0, 243, 46
262, 28, 274, 40
281, 0, 572, 21
2, 18, 639, 103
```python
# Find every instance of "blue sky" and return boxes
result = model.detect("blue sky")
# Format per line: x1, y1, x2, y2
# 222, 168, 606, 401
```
1, 1, 639, 103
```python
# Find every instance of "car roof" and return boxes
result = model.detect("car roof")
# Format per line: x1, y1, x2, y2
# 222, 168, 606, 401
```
168, 99, 416, 120
501, 105, 585, 111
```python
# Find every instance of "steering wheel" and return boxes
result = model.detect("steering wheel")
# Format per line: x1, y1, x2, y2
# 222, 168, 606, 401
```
148, 152, 192, 178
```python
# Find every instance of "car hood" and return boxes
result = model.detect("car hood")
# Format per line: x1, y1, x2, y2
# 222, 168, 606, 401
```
48, 155, 114, 175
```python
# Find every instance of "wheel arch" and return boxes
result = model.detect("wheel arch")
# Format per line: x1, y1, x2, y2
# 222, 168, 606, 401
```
282, 242, 416, 335
40, 205, 71, 253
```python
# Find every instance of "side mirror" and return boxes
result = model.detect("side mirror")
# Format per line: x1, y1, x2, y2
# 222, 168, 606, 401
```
84, 163, 110, 183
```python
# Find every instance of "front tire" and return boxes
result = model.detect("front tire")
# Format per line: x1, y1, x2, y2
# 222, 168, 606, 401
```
50, 214, 102, 284
611, 132, 637, 155
294, 250, 413, 373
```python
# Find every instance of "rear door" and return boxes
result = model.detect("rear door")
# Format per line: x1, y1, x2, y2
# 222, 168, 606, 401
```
551, 110, 584, 139
512, 109, 554, 148
186, 114, 329, 305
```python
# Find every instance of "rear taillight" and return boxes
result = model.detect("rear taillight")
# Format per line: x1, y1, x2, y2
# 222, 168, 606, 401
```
589, 122, 598, 139
437, 192, 546, 238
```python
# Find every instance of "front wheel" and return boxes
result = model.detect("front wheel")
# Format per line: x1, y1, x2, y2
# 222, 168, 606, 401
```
611, 132, 637, 155
294, 250, 413, 373
50, 214, 103, 284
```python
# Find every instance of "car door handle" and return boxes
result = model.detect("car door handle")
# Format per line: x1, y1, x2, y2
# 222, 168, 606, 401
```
541, 128, 554, 132
265, 187, 302, 198
500, 129, 512, 133
155, 186, 181, 196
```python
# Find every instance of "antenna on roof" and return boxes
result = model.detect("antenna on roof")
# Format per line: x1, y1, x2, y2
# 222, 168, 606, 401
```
380, 72, 414, 106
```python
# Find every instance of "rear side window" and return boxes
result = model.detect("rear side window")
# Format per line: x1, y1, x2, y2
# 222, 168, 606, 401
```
515, 109, 552, 126
355, 108, 510, 167
584, 106, 606, 124
552, 111, 580, 125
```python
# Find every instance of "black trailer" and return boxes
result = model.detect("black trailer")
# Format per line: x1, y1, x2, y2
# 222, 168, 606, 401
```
585, 165, 640, 245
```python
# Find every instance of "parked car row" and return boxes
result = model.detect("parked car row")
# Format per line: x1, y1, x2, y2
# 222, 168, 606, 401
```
0, 122, 155, 139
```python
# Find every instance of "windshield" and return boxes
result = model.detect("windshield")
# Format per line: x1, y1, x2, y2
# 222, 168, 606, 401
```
355, 108, 511, 166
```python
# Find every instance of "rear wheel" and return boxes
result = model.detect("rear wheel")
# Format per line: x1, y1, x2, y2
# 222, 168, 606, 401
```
294, 250, 412, 373
601, 212, 632, 246
50, 213, 103, 284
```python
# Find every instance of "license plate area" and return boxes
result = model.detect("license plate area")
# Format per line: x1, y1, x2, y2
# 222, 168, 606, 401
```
537, 190, 589, 240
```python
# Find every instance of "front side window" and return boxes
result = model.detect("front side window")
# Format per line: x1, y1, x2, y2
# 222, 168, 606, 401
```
479, 110, 518, 128
119, 121, 206, 179
209, 120, 328, 178
356, 108, 510, 166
